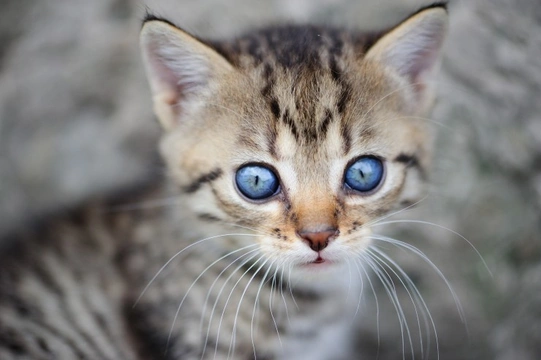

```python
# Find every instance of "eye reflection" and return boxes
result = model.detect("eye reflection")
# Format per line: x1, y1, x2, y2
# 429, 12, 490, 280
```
344, 156, 384, 193
235, 164, 279, 200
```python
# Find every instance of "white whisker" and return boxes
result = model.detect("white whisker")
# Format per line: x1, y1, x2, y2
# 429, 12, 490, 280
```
205, 102, 252, 123
367, 248, 424, 354
201, 251, 261, 360
363, 194, 430, 230
371, 219, 492, 277
362, 253, 412, 360
287, 263, 299, 310
370, 234, 466, 325
278, 264, 292, 325
269, 265, 283, 348
359, 81, 428, 120
214, 254, 265, 359
351, 260, 365, 319
355, 258, 381, 358
251, 260, 277, 359
198, 248, 260, 358
345, 258, 353, 303
370, 246, 439, 360
134, 233, 264, 308
367, 247, 434, 360
228, 257, 270, 359
166, 244, 259, 350
225, 222, 272, 236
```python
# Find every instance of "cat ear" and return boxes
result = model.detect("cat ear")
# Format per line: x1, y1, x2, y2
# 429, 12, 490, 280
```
140, 18, 234, 130
365, 5, 448, 112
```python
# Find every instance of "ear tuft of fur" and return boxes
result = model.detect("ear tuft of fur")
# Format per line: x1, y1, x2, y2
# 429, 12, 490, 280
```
140, 20, 233, 130
365, 6, 448, 114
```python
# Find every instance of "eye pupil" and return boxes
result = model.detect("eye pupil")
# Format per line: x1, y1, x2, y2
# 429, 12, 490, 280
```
236, 164, 279, 200
344, 156, 384, 193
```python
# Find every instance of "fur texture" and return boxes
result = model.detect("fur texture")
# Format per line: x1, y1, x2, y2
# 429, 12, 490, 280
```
0, 5, 447, 359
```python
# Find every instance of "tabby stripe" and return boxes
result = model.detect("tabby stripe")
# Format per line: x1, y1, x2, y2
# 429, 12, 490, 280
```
282, 109, 299, 140
336, 81, 350, 114
359, 126, 375, 139
328, 53, 350, 117
237, 134, 262, 151
328, 56, 342, 83
90, 311, 119, 353
267, 119, 278, 159
263, 62, 273, 80
371, 169, 408, 213
0, 330, 26, 356
269, 99, 281, 119
80, 296, 131, 359
318, 108, 333, 136
394, 153, 426, 179
2, 294, 74, 357
31, 321, 92, 359
61, 265, 120, 358
340, 121, 352, 155
246, 36, 264, 63
394, 153, 419, 166
65, 303, 117, 359
197, 213, 222, 222
261, 82, 273, 98
0, 314, 91, 359
27, 266, 97, 358
33, 261, 64, 297
260, 63, 274, 98
211, 188, 253, 221
183, 168, 223, 193
329, 34, 344, 58
36, 259, 117, 359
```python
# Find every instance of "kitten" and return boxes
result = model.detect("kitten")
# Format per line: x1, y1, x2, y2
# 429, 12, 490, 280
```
0, 3, 448, 360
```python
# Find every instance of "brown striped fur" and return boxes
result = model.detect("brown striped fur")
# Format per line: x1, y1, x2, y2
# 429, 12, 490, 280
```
0, 4, 448, 359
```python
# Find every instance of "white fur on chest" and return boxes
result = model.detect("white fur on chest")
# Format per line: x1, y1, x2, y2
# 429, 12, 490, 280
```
279, 315, 355, 360
277, 268, 362, 360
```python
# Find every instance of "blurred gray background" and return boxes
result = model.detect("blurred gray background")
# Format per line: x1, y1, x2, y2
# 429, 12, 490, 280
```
1, 0, 540, 359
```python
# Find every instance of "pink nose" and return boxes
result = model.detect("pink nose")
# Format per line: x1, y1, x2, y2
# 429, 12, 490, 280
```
298, 229, 339, 252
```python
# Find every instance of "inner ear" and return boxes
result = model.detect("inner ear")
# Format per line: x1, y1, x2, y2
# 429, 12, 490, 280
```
365, 6, 448, 112
140, 19, 234, 130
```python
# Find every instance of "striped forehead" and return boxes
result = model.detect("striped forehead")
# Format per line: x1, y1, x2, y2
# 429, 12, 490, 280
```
260, 65, 353, 158
218, 24, 381, 158
226, 25, 384, 180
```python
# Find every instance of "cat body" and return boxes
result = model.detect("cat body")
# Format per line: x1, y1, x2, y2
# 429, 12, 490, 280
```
0, 4, 448, 359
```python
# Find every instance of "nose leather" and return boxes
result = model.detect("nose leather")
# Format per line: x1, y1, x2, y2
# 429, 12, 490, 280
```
298, 229, 338, 252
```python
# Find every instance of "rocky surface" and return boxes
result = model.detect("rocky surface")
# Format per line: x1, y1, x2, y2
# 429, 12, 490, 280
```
1, 0, 539, 359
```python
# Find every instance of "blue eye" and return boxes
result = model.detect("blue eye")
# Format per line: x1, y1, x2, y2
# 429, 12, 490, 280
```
344, 156, 384, 193
235, 164, 279, 200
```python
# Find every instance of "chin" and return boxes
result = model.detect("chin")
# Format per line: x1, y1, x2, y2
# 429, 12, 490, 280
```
290, 258, 351, 284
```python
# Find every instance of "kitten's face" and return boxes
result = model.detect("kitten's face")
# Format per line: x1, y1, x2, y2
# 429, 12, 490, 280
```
141, 8, 447, 273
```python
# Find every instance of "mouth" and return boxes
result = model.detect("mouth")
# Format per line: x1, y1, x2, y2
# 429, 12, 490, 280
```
303, 254, 335, 267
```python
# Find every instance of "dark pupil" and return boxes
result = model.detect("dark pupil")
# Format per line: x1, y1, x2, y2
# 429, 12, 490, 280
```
236, 165, 278, 200
345, 156, 383, 192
